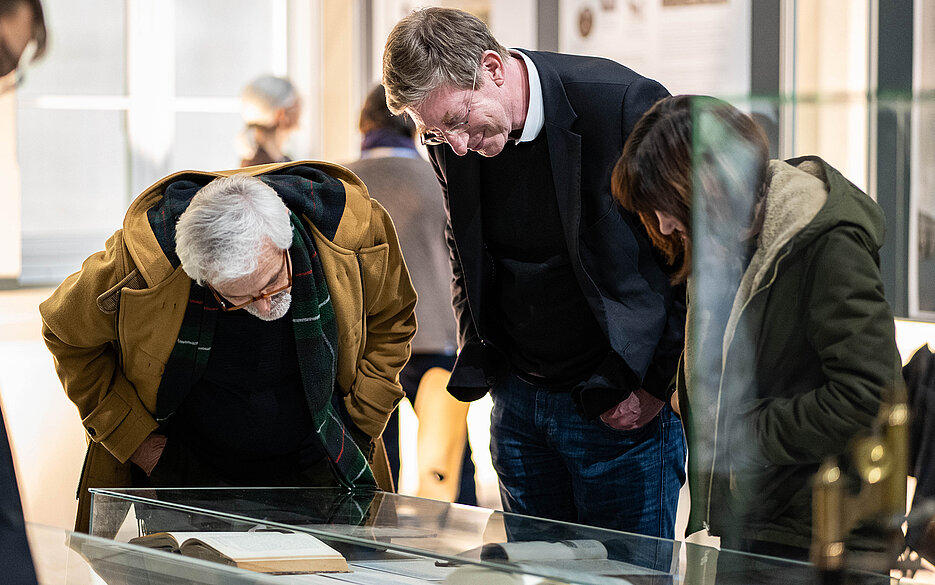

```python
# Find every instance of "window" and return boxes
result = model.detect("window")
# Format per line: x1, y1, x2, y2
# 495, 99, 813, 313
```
16, 0, 308, 284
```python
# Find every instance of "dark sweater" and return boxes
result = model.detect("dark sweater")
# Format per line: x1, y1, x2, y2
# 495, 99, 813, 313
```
479, 134, 608, 386
170, 307, 325, 482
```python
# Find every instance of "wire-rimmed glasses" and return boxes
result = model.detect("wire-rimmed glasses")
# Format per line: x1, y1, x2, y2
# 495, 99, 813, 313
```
419, 66, 478, 147
208, 249, 292, 312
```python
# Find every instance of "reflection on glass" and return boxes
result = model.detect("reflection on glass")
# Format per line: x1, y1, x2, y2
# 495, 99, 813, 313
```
85, 487, 899, 585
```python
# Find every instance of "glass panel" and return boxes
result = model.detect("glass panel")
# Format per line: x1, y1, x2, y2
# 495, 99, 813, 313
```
88, 488, 895, 584
174, 0, 280, 98
18, 0, 126, 96
27, 523, 290, 584
171, 112, 243, 172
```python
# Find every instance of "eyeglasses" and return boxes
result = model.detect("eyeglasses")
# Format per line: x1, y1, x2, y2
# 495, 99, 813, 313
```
208, 249, 292, 312
0, 40, 37, 95
419, 66, 478, 147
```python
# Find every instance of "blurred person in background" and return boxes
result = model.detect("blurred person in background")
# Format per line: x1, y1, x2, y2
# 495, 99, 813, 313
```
347, 84, 477, 505
1, 0, 45, 582
613, 95, 904, 562
0, 0, 44, 92
239, 75, 301, 167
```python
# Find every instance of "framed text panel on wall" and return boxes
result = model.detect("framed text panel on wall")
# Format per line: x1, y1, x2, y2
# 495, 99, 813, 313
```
558, 0, 750, 98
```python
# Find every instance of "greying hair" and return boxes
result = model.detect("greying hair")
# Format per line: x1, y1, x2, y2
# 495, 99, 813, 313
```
176, 174, 293, 286
382, 7, 507, 115
241, 75, 298, 127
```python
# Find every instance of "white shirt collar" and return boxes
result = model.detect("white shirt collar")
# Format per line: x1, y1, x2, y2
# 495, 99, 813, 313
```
511, 50, 544, 144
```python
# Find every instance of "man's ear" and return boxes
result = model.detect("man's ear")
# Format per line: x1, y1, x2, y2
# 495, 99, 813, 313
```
481, 50, 506, 87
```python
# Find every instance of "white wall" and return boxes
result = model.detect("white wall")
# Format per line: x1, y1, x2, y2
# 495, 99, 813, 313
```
0, 92, 22, 279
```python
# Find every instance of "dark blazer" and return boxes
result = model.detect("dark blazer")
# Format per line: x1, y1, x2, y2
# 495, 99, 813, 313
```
428, 50, 685, 414
0, 405, 37, 584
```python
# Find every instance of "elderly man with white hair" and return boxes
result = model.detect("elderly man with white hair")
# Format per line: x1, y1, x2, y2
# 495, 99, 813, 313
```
40, 162, 416, 533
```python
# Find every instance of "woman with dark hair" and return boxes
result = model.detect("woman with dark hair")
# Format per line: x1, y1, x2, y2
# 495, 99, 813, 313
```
612, 95, 904, 560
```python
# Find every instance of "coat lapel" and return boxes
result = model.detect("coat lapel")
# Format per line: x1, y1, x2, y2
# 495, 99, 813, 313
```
520, 51, 582, 262
440, 147, 488, 330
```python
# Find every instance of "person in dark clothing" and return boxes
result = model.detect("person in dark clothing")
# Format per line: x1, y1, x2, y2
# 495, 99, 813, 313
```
382, 7, 686, 536
904, 344, 935, 560
347, 85, 476, 505
612, 95, 905, 560
1, 0, 45, 582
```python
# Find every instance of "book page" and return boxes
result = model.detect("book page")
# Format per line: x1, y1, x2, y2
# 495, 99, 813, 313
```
172, 531, 344, 561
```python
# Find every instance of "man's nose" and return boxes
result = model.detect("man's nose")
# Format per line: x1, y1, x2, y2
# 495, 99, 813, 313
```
447, 131, 470, 156
253, 296, 272, 315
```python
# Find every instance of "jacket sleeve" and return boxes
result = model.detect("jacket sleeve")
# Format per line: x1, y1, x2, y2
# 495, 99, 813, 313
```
343, 200, 417, 439
739, 227, 901, 467
38, 231, 158, 464
428, 147, 496, 400
621, 76, 670, 146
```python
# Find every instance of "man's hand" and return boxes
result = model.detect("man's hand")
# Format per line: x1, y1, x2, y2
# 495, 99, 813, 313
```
599, 388, 665, 431
670, 390, 680, 416
129, 433, 167, 476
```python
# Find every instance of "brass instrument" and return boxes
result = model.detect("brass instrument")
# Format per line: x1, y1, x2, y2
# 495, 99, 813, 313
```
811, 396, 909, 576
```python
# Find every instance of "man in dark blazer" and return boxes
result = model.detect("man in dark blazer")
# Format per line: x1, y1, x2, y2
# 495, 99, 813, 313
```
382, 7, 686, 537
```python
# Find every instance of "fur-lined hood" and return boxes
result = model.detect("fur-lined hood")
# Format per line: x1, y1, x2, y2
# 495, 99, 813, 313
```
724, 156, 885, 345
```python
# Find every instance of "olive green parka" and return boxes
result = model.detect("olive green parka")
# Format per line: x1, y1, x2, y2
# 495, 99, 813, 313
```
679, 156, 905, 550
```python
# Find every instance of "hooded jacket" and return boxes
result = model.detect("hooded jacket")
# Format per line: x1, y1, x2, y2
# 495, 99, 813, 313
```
679, 156, 905, 549
39, 161, 417, 532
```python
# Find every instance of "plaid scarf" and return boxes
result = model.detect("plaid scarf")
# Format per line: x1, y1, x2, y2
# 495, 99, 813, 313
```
148, 166, 376, 489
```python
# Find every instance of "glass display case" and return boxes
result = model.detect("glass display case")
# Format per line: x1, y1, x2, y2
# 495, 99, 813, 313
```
27, 521, 293, 585
82, 487, 899, 585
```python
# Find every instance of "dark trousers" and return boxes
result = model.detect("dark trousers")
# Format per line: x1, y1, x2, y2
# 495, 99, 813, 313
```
382, 353, 477, 506
489, 372, 685, 536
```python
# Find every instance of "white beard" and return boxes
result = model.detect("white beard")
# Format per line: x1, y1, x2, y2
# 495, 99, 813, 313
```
245, 291, 292, 321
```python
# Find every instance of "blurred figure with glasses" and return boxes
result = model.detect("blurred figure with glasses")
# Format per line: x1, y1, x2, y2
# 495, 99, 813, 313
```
0, 0, 45, 94
40, 164, 416, 532
382, 8, 686, 537
1, 0, 44, 582
238, 75, 302, 167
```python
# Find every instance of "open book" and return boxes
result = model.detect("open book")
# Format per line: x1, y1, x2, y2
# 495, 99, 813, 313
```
127, 530, 349, 574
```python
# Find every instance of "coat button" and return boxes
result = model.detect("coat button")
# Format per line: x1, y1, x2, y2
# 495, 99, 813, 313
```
86, 427, 96, 437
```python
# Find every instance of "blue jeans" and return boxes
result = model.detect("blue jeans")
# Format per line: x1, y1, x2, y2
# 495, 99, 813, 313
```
490, 373, 686, 538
